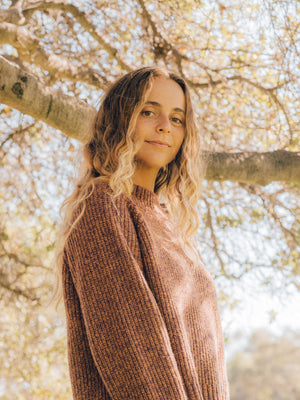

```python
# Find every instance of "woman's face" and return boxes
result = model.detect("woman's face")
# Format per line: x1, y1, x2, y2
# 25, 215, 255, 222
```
133, 77, 186, 173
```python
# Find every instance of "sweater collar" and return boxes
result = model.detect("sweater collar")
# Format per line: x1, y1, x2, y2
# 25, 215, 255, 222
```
132, 184, 160, 208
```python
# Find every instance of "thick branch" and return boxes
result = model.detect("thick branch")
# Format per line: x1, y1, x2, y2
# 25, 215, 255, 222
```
0, 16, 288, 95
1, 1, 132, 72
1, 56, 299, 185
0, 55, 95, 141
205, 150, 300, 186
0, 2, 26, 25
0, 22, 107, 88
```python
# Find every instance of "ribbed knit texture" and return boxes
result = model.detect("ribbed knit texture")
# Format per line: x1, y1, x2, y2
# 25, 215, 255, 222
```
62, 181, 230, 400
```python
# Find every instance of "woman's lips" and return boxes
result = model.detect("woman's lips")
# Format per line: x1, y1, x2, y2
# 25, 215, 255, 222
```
146, 141, 170, 148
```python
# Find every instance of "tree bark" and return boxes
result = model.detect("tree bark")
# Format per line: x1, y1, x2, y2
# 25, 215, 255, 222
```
0, 1, 132, 72
0, 22, 108, 89
0, 55, 95, 141
204, 150, 300, 186
1, 56, 299, 186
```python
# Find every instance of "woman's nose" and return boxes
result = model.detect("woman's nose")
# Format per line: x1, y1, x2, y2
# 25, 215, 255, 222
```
156, 115, 171, 133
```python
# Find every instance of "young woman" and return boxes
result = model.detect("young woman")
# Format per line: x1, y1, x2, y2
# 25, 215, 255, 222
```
54, 67, 230, 399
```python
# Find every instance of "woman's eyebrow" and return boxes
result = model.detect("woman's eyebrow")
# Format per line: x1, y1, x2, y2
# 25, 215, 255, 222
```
145, 101, 185, 114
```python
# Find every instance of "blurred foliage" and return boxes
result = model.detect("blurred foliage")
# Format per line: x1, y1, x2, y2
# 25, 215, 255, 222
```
228, 329, 300, 400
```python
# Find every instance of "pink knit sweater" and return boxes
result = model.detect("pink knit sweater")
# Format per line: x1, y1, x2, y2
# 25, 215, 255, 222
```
62, 181, 230, 399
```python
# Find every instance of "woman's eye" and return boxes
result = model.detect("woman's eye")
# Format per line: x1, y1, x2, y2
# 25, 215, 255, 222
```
141, 110, 154, 117
172, 117, 183, 125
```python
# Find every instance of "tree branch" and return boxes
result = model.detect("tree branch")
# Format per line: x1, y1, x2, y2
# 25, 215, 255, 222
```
0, 280, 39, 302
0, 22, 108, 88
136, 0, 294, 117
205, 150, 300, 186
2, 1, 132, 72
1, 56, 299, 186
203, 198, 226, 274
0, 55, 95, 141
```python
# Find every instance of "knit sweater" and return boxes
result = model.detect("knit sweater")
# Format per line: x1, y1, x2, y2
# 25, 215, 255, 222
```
62, 181, 230, 400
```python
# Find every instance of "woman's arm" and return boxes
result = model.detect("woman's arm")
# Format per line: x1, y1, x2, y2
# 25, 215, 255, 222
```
64, 189, 189, 400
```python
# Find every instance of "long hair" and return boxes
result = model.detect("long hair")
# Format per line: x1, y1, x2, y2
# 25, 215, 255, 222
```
52, 66, 206, 306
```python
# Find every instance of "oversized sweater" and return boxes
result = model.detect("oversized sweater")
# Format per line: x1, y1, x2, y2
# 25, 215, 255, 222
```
62, 181, 230, 400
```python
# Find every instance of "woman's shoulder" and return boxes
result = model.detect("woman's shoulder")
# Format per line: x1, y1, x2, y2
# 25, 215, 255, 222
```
92, 180, 134, 209
68, 182, 129, 238
86, 180, 124, 206
77, 181, 120, 219
93, 180, 113, 197
66, 181, 143, 248
86, 180, 146, 224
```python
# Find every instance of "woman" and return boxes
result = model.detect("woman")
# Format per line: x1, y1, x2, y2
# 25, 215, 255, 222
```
54, 67, 230, 399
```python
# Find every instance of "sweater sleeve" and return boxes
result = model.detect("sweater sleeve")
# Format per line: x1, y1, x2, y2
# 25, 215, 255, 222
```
65, 189, 189, 400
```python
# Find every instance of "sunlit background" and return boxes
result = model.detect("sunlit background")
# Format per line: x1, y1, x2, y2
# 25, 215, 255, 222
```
0, 0, 299, 398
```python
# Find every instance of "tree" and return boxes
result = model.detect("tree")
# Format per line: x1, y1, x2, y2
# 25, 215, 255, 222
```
1, 2, 299, 185
0, 0, 299, 397
228, 329, 300, 400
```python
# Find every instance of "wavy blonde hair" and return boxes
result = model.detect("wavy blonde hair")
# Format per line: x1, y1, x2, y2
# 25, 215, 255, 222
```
52, 66, 207, 306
